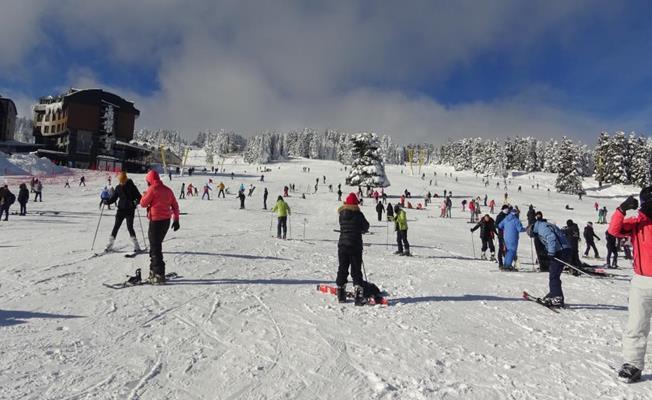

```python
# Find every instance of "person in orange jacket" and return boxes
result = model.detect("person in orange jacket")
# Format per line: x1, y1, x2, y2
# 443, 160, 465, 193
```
140, 170, 180, 284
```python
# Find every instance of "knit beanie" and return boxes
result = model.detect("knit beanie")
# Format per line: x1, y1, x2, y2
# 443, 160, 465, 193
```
344, 192, 359, 205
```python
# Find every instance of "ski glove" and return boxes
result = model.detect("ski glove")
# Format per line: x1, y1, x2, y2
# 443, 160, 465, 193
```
172, 220, 180, 231
620, 196, 639, 212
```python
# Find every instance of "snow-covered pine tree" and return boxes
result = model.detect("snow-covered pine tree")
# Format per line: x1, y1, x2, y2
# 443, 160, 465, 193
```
593, 132, 609, 185
345, 132, 390, 188
543, 139, 560, 173
630, 135, 652, 187
604, 131, 628, 184
555, 137, 584, 194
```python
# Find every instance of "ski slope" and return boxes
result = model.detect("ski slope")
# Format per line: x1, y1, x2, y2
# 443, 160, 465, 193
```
0, 159, 649, 399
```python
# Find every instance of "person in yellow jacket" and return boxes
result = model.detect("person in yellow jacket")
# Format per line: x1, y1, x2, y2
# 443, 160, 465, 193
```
394, 204, 411, 256
272, 196, 291, 239
218, 182, 226, 198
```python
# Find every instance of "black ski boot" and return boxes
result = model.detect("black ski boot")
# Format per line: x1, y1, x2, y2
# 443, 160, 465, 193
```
354, 285, 367, 306
126, 268, 142, 285
336, 285, 347, 303
618, 363, 642, 383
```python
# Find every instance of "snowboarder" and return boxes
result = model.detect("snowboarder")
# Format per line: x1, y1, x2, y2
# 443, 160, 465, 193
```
271, 196, 290, 239
263, 188, 269, 210
104, 172, 143, 253
606, 231, 619, 268
375, 201, 384, 221
609, 188, 652, 382
530, 214, 572, 307
386, 202, 394, 221
394, 204, 410, 256
139, 170, 180, 284
179, 183, 186, 199
17, 183, 28, 216
336, 193, 370, 305
237, 190, 246, 209
471, 214, 496, 261
583, 222, 600, 258
218, 182, 225, 198
497, 208, 525, 270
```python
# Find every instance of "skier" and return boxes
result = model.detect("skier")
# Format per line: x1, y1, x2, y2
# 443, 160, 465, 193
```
271, 195, 291, 239
483, 194, 488, 206
468, 199, 476, 223
34, 180, 43, 202
100, 187, 111, 209
237, 190, 246, 209
606, 231, 619, 268
594, 201, 599, 211
526, 205, 536, 227
104, 172, 143, 253
337, 188, 342, 201
79, 176, 86, 186
336, 193, 370, 305
179, 183, 186, 199
446, 196, 452, 218
186, 183, 194, 197
607, 189, 652, 382
495, 205, 510, 268
386, 202, 394, 221
202, 183, 212, 200
375, 201, 384, 221
382, 191, 387, 204
140, 170, 180, 284
64, 179, 70, 188
394, 204, 410, 256
461, 199, 467, 212
562, 219, 581, 267
263, 187, 269, 210
583, 222, 600, 258
284, 186, 289, 197
497, 208, 525, 270
489, 199, 495, 214
471, 214, 496, 261
218, 182, 225, 198
18, 183, 29, 216
248, 184, 256, 197
530, 213, 572, 307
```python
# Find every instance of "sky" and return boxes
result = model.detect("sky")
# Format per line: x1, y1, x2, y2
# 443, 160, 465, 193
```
1, 0, 652, 145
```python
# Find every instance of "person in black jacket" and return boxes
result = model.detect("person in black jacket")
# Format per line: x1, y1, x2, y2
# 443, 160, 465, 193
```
337, 193, 370, 305
386, 202, 394, 221
471, 214, 496, 261
562, 219, 581, 266
606, 231, 619, 268
18, 183, 29, 216
375, 201, 384, 221
583, 222, 600, 258
526, 205, 536, 226
104, 172, 143, 253
494, 205, 511, 267
0, 184, 14, 221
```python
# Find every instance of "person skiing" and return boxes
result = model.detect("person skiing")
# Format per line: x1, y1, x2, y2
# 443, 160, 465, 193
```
526, 205, 536, 227
471, 214, 496, 261
179, 182, 186, 199
394, 204, 410, 256
562, 219, 581, 267
529, 214, 572, 307
494, 205, 510, 268
263, 187, 269, 210
283, 186, 289, 197
336, 193, 370, 305
100, 187, 111, 209
497, 208, 525, 270
237, 190, 246, 209
609, 188, 652, 382
606, 231, 619, 268
461, 199, 467, 211
18, 183, 29, 216
104, 172, 143, 253
594, 201, 599, 212
446, 196, 452, 218
202, 183, 212, 200
247, 184, 256, 197
386, 202, 394, 221
489, 199, 495, 214
337, 188, 343, 201
139, 170, 180, 284
583, 222, 600, 258
64, 179, 70, 188
79, 176, 86, 186
468, 199, 476, 223
218, 182, 226, 198
271, 196, 291, 239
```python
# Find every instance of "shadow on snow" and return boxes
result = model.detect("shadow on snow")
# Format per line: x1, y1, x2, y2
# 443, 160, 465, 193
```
0, 309, 83, 327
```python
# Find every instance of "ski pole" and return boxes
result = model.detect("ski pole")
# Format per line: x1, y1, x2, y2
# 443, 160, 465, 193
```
470, 231, 476, 259
361, 259, 368, 282
91, 205, 105, 250
269, 213, 274, 232
288, 215, 292, 239
553, 257, 611, 285
530, 237, 535, 271
136, 208, 148, 251
386, 220, 389, 250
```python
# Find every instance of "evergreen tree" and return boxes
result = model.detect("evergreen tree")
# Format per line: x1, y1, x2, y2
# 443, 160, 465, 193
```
555, 137, 584, 194
345, 132, 390, 188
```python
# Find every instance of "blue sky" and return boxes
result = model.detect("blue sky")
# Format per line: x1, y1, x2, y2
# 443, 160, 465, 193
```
1, 1, 651, 144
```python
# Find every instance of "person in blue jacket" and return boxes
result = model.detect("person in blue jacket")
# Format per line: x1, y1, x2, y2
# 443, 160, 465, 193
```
529, 212, 573, 307
497, 209, 526, 270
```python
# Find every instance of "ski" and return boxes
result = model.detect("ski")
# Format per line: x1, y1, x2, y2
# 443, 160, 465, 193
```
522, 291, 559, 313
103, 272, 179, 289
124, 250, 147, 258
316, 284, 389, 305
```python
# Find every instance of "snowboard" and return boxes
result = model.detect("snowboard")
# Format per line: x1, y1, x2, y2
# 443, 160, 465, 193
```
316, 284, 389, 306
522, 291, 560, 313
103, 272, 179, 289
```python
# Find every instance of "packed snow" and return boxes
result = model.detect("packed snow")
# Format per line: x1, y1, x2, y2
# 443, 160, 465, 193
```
1, 159, 649, 399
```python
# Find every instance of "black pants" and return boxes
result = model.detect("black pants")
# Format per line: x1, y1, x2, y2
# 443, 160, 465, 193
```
34, 192, 42, 202
336, 244, 363, 287
607, 246, 618, 267
218, 189, 225, 198
179, 191, 185, 199
397, 230, 410, 253
148, 219, 170, 276
584, 240, 599, 257
481, 238, 495, 253
548, 248, 571, 299
569, 239, 580, 266
277, 216, 287, 238
497, 235, 505, 266
1, 206, 8, 220
111, 209, 136, 238
534, 236, 549, 271
264, 196, 268, 209
19, 202, 26, 215
377, 211, 383, 221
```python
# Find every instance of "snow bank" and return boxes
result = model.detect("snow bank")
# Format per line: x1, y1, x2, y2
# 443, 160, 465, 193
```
8, 153, 68, 176
0, 151, 28, 175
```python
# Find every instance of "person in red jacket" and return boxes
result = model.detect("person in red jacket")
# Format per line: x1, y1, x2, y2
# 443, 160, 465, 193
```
140, 170, 180, 284
608, 187, 652, 383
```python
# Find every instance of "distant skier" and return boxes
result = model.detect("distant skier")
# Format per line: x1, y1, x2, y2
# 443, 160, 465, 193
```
336, 193, 370, 305
489, 199, 495, 214
530, 212, 572, 307
64, 179, 70, 188
337, 188, 342, 201
100, 187, 111, 209
386, 202, 394, 221
218, 182, 225, 198
497, 208, 525, 270
272, 196, 291, 239
562, 219, 581, 266
140, 170, 180, 284
179, 183, 186, 199
79, 176, 86, 186
394, 204, 410, 256
583, 222, 600, 258
461, 199, 467, 211
248, 184, 256, 197
375, 201, 384, 221
471, 214, 496, 261
468, 199, 476, 223
202, 183, 212, 200
608, 188, 652, 383
606, 231, 619, 268
263, 187, 269, 210
237, 190, 246, 209
34, 180, 43, 202
18, 183, 29, 216
104, 172, 143, 253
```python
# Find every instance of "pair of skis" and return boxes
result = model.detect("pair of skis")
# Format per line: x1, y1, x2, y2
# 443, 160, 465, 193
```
316, 284, 389, 306
522, 291, 561, 313
103, 269, 180, 289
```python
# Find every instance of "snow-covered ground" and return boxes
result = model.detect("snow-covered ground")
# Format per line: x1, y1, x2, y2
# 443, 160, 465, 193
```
0, 159, 649, 399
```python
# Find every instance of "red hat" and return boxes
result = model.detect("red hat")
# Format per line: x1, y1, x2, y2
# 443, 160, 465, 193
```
344, 192, 359, 205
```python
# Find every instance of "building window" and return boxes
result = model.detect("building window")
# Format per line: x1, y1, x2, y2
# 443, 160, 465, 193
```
44, 126, 49, 133
45, 113, 50, 122
36, 113, 43, 122
76, 130, 93, 154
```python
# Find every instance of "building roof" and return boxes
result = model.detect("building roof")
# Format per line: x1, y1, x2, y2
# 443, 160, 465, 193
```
37, 88, 140, 116
0, 96, 17, 115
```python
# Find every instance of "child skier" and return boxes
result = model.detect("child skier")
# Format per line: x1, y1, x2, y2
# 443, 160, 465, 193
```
471, 214, 496, 261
